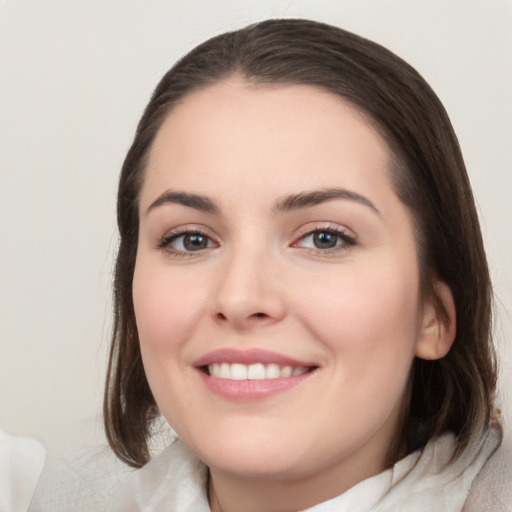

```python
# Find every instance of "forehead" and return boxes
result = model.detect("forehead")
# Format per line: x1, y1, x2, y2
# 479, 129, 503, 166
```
141, 79, 396, 213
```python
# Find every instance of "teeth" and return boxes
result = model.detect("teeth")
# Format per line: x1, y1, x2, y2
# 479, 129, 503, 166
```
266, 363, 280, 379
208, 363, 310, 380
220, 363, 230, 379
281, 366, 292, 377
231, 363, 247, 380
247, 363, 265, 380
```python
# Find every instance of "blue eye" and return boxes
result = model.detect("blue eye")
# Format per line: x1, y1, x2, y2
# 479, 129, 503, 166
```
297, 229, 355, 251
310, 231, 339, 249
158, 232, 215, 253
180, 233, 209, 251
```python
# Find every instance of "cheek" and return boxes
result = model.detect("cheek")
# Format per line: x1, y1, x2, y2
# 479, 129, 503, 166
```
298, 257, 422, 373
132, 257, 206, 359
305, 262, 421, 433
132, 257, 209, 424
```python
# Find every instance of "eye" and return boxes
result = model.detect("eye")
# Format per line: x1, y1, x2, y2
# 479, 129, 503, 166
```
157, 230, 217, 255
294, 227, 356, 252
305, 231, 339, 249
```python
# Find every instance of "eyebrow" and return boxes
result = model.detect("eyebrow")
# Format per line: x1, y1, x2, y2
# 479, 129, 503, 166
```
274, 188, 380, 215
146, 190, 220, 215
146, 187, 379, 216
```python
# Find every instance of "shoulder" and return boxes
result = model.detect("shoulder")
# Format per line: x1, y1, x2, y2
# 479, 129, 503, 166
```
463, 426, 512, 512
0, 430, 45, 512
105, 437, 209, 512
28, 418, 134, 512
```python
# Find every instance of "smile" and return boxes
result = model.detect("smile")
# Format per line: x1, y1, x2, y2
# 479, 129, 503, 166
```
194, 348, 318, 399
207, 363, 310, 380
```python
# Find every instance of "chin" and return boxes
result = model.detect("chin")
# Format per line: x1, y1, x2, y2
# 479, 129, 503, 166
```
184, 422, 311, 478
205, 446, 307, 479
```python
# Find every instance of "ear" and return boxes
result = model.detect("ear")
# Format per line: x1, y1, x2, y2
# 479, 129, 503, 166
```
415, 281, 456, 360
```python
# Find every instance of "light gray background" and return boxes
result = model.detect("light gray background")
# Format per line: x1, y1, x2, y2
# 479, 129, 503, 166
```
1, 0, 511, 444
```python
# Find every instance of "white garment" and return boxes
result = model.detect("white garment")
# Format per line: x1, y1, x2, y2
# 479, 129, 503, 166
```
106, 424, 509, 512
0, 431, 46, 512
28, 418, 135, 512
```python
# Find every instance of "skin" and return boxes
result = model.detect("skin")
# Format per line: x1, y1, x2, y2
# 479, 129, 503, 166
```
133, 78, 455, 512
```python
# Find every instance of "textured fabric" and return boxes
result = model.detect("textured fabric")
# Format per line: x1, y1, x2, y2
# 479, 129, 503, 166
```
463, 431, 512, 512
0, 431, 46, 512
28, 418, 135, 512
105, 424, 507, 512
106, 440, 209, 512
26, 418, 510, 511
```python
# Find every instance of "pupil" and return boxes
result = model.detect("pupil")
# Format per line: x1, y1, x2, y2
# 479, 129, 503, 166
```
184, 234, 207, 251
313, 231, 337, 249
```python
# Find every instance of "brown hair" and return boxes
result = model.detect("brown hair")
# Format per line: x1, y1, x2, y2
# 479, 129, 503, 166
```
104, 18, 497, 468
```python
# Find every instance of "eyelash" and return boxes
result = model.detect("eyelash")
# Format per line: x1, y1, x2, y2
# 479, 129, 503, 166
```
292, 225, 356, 254
156, 224, 356, 257
156, 228, 218, 257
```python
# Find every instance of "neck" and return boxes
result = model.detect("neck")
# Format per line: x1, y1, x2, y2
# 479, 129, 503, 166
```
207, 450, 387, 512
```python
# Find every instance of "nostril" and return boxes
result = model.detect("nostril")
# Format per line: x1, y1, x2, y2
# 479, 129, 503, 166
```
216, 312, 228, 320
253, 312, 267, 318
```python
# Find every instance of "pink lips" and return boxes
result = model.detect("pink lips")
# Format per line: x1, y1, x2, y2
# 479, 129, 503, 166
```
194, 348, 313, 368
194, 348, 317, 401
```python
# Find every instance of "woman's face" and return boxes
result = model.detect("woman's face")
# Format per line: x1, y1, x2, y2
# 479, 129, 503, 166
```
133, 79, 439, 486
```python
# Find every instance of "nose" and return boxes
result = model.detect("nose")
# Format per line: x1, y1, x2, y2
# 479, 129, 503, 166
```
210, 246, 286, 330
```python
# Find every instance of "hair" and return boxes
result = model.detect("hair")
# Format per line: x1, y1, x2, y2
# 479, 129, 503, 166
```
104, 18, 497, 468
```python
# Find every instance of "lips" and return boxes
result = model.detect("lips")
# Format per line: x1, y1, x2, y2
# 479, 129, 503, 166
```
194, 348, 318, 399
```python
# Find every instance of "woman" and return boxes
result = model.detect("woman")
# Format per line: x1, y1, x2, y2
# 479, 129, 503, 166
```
103, 19, 507, 511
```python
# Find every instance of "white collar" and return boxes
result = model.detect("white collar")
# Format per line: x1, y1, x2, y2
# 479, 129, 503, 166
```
107, 425, 501, 512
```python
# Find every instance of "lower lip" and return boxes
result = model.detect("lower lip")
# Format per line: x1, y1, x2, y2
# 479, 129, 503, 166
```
196, 370, 315, 400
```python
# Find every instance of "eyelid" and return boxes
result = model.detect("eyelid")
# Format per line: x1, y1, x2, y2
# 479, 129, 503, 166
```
156, 224, 220, 255
291, 222, 357, 252
293, 222, 356, 241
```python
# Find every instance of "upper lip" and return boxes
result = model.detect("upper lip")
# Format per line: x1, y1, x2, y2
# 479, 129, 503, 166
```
194, 348, 317, 368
